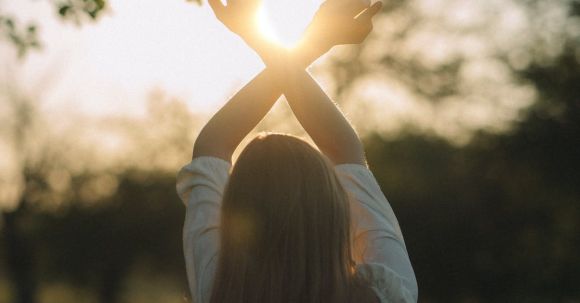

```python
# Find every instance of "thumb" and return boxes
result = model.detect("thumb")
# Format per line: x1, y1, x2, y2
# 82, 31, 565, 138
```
355, 1, 383, 21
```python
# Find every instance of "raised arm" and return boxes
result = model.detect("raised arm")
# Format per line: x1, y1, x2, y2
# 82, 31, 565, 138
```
193, 0, 328, 162
192, 69, 281, 162
283, 69, 366, 165
280, 2, 383, 165
194, 0, 381, 163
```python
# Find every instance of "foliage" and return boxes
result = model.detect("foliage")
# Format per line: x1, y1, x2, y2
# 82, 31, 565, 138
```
0, 16, 40, 58
325, 0, 580, 143
0, 88, 199, 303
0, 0, 107, 58
56, 0, 107, 21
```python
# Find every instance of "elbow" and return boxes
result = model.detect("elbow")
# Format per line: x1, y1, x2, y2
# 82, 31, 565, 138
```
326, 144, 366, 166
410, 277, 419, 302
192, 138, 232, 162
405, 265, 419, 302
191, 139, 209, 159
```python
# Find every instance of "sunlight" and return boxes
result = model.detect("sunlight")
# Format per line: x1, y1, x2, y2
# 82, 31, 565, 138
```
257, 0, 320, 48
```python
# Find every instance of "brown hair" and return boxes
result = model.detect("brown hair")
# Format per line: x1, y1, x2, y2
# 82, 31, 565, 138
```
209, 133, 377, 303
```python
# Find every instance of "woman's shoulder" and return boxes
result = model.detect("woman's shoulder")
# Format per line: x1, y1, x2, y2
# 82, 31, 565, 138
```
176, 156, 231, 206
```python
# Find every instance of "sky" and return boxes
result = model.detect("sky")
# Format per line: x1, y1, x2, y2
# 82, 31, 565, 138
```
1, 0, 547, 137
0, 0, 326, 210
1, 0, 322, 117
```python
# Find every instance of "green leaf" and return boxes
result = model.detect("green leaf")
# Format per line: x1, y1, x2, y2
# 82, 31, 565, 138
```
95, 0, 106, 10
5, 18, 14, 29
59, 5, 71, 17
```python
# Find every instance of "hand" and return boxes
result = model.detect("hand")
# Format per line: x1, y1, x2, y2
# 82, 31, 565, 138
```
208, 0, 261, 40
207, 0, 279, 65
305, 0, 383, 50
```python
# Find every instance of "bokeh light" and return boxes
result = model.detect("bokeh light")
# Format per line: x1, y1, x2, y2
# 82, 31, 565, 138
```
257, 0, 320, 48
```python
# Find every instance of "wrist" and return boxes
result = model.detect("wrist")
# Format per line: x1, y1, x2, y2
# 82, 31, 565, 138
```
241, 31, 331, 70
241, 34, 287, 67
302, 20, 335, 54
294, 38, 332, 68
239, 33, 260, 52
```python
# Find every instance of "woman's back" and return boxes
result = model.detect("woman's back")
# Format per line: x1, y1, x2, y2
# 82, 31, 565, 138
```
207, 134, 370, 303
177, 147, 418, 303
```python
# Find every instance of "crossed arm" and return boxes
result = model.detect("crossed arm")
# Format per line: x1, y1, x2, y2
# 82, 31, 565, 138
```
192, 0, 382, 165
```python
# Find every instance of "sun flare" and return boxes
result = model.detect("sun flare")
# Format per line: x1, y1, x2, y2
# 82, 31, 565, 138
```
256, 0, 320, 48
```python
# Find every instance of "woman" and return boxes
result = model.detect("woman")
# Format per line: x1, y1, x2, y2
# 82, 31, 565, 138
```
176, 0, 418, 302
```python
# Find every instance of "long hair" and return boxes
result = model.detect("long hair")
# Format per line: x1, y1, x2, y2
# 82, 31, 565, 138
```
209, 133, 375, 303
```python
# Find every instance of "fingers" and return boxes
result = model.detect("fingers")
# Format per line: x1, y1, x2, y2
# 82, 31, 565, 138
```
319, 0, 367, 17
355, 1, 382, 21
208, 0, 226, 17
342, 0, 369, 16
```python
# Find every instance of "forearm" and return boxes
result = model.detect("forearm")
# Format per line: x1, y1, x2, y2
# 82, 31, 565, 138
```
192, 68, 282, 162
195, 30, 363, 164
242, 33, 330, 70
243, 35, 365, 165
281, 66, 366, 165
193, 37, 331, 162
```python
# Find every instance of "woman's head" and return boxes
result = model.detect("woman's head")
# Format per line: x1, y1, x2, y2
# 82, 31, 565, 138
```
210, 133, 362, 303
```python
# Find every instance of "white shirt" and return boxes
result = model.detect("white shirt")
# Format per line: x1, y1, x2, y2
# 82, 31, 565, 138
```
176, 156, 418, 303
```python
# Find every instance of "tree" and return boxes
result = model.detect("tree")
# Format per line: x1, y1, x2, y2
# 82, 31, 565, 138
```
0, 79, 200, 302
0, 0, 106, 57
356, 1, 580, 299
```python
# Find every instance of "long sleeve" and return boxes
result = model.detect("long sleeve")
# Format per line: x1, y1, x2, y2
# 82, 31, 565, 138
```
176, 156, 231, 303
335, 163, 418, 302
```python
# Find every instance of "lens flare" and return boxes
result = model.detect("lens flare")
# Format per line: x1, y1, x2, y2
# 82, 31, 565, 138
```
257, 0, 320, 48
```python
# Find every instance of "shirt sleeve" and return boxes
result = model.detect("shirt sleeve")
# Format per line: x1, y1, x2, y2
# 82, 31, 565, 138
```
335, 163, 418, 302
176, 156, 231, 303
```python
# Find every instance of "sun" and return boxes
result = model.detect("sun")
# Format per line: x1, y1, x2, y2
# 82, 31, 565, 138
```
256, 0, 320, 48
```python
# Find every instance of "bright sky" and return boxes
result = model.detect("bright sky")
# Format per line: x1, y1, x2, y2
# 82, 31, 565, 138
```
1, 0, 321, 117
1, 0, 545, 142
0, 0, 325, 210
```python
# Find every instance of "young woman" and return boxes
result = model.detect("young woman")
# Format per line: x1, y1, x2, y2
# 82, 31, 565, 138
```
176, 0, 418, 302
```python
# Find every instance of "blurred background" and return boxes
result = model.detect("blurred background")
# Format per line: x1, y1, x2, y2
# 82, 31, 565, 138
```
0, 0, 579, 302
